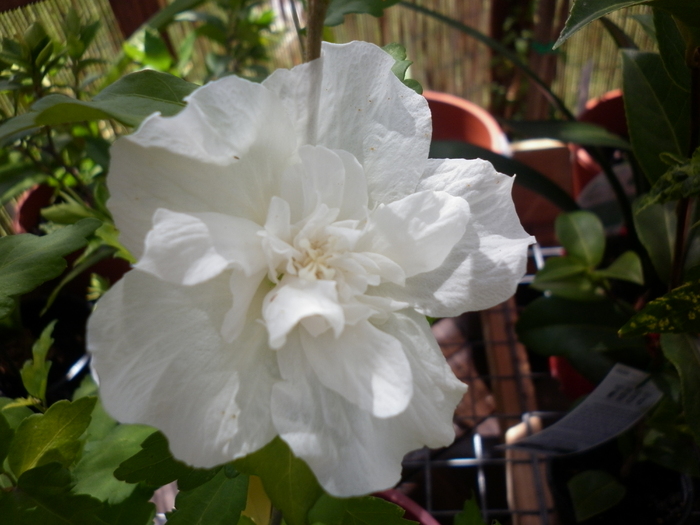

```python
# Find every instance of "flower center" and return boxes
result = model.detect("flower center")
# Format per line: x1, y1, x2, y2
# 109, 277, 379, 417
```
294, 237, 337, 280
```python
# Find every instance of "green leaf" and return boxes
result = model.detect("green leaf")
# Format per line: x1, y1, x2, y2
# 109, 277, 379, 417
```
634, 200, 675, 283
381, 43, 422, 94
555, 0, 646, 47
325, 0, 401, 26
167, 468, 248, 525
594, 250, 644, 284
0, 397, 34, 429
0, 112, 40, 147
599, 16, 639, 49
567, 470, 626, 522
97, 486, 156, 525
0, 413, 13, 467
622, 50, 691, 184
516, 296, 647, 383
41, 201, 100, 224
555, 211, 605, 267
619, 280, 700, 336
636, 154, 700, 212
531, 256, 601, 301
8, 396, 96, 478
429, 141, 579, 212
308, 494, 416, 525
143, 29, 172, 71
72, 376, 118, 444
234, 437, 323, 525
453, 496, 493, 525
14, 462, 106, 524
0, 218, 100, 319
72, 424, 157, 504
654, 8, 691, 91
19, 320, 56, 403
660, 334, 700, 444
504, 120, 631, 150
114, 431, 192, 487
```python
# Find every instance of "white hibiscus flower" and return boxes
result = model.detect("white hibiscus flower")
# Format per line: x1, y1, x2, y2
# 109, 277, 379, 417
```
87, 41, 534, 497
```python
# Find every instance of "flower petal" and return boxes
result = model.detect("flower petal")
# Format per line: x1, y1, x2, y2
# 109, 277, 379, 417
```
88, 269, 278, 467
262, 41, 431, 206
221, 269, 268, 343
136, 209, 266, 285
271, 310, 465, 497
108, 76, 297, 258
297, 319, 412, 418
378, 159, 535, 316
262, 277, 344, 349
358, 190, 469, 278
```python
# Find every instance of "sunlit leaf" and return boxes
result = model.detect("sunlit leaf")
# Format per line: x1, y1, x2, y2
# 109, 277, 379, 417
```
555, 211, 605, 267
19, 320, 56, 403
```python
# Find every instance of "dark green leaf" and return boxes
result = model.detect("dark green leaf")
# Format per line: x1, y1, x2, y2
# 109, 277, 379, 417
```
429, 141, 579, 212
234, 437, 323, 525
325, 0, 401, 26
72, 424, 156, 504
555, 0, 646, 47
0, 161, 46, 206
599, 16, 639, 49
636, 154, 700, 212
19, 320, 56, 403
651, 0, 700, 28
41, 201, 101, 224
308, 494, 416, 525
114, 431, 192, 487
619, 280, 700, 336
659, 335, 700, 444
567, 470, 626, 522
594, 250, 644, 284
97, 486, 156, 525
145, 0, 209, 31
453, 496, 492, 525
0, 218, 100, 319
167, 469, 248, 525
504, 120, 631, 150
622, 50, 691, 184
632, 13, 656, 41
634, 200, 675, 283
0, 112, 40, 147
517, 296, 647, 383
654, 8, 691, 91
8, 396, 96, 477
531, 256, 601, 301
555, 211, 605, 267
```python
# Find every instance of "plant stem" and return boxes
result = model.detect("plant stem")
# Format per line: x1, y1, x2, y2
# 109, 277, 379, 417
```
305, 0, 330, 62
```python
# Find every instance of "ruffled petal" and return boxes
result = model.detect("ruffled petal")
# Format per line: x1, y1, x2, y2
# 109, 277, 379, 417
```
262, 277, 345, 349
297, 320, 412, 418
271, 310, 465, 497
136, 209, 266, 285
88, 270, 278, 466
221, 269, 268, 343
108, 76, 297, 258
358, 190, 469, 278
376, 159, 534, 317
263, 41, 431, 206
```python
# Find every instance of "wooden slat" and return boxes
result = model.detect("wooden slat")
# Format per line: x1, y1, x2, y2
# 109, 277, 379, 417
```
107, 0, 161, 38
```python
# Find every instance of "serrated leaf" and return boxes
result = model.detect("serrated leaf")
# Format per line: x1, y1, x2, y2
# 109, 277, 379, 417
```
622, 50, 691, 184
325, 0, 401, 26
114, 431, 192, 487
555, 211, 605, 267
567, 470, 626, 522
505, 120, 631, 150
167, 468, 248, 525
594, 250, 644, 284
0, 218, 100, 319
97, 486, 156, 525
619, 280, 700, 336
72, 424, 156, 504
8, 396, 96, 478
661, 334, 700, 444
19, 320, 56, 403
0, 397, 34, 429
234, 437, 323, 525
636, 155, 700, 212
14, 462, 106, 524
308, 494, 416, 525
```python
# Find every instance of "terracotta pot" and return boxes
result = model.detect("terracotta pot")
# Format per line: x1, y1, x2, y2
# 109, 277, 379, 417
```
424, 90, 510, 155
